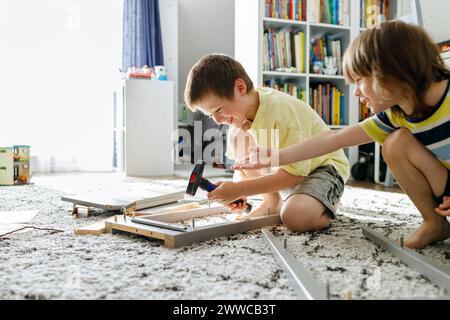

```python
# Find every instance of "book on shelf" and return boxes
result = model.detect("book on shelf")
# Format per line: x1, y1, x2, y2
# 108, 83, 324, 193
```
310, 35, 342, 75
360, 101, 371, 121
308, 0, 350, 26
361, 0, 390, 29
310, 83, 345, 125
264, 28, 305, 73
265, 0, 306, 21
264, 79, 306, 102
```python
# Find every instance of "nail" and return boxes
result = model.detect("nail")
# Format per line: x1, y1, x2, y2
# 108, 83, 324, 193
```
400, 235, 404, 248
326, 281, 330, 300
192, 218, 195, 229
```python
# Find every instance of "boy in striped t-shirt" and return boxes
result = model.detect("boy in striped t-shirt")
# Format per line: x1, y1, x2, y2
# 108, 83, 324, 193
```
361, 83, 450, 173
234, 21, 450, 249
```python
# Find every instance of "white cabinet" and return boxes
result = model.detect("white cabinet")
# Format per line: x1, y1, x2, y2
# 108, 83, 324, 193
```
123, 79, 175, 177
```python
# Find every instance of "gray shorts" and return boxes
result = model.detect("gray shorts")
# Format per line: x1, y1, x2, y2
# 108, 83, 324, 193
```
286, 165, 345, 219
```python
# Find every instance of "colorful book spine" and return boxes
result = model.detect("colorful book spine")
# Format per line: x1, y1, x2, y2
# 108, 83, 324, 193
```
362, 0, 390, 28
307, 0, 349, 25
265, 0, 305, 21
311, 83, 345, 125
264, 29, 305, 72
264, 80, 306, 102
340, 93, 345, 124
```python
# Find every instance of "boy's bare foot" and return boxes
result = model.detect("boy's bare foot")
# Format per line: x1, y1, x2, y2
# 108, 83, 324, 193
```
236, 194, 282, 221
404, 217, 450, 249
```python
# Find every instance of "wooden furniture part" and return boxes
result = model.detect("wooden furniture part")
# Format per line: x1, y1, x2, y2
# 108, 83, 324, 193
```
74, 202, 201, 236
106, 206, 281, 248
74, 217, 117, 236
128, 202, 201, 217
62, 191, 185, 217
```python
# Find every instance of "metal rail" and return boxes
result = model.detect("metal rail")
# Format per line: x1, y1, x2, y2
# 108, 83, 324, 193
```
362, 226, 450, 293
261, 228, 328, 300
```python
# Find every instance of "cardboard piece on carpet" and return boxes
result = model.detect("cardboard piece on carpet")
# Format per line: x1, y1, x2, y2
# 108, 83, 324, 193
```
0, 210, 40, 224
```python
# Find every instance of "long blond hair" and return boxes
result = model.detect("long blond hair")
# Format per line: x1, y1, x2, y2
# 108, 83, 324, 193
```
343, 21, 450, 118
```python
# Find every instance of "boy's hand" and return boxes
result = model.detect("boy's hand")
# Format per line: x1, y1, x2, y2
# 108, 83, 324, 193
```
232, 146, 279, 171
435, 196, 450, 216
226, 198, 249, 213
208, 181, 244, 205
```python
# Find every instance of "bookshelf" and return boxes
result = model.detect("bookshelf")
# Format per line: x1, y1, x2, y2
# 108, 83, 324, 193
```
235, 0, 402, 167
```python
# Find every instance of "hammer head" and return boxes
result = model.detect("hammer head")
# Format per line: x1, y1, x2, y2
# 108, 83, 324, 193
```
186, 160, 206, 196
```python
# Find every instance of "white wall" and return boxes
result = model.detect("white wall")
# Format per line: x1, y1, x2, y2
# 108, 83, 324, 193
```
177, 0, 235, 104
417, 0, 450, 43
0, 0, 123, 172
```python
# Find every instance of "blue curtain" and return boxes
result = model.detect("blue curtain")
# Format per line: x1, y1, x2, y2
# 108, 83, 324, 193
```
122, 0, 164, 69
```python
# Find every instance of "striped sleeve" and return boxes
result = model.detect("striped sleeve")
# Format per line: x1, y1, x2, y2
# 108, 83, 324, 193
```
359, 112, 397, 144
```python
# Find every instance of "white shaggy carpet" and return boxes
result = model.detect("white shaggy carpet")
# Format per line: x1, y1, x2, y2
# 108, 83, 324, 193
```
0, 179, 448, 300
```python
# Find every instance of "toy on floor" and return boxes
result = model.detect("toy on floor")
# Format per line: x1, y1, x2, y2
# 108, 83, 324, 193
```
0, 145, 31, 185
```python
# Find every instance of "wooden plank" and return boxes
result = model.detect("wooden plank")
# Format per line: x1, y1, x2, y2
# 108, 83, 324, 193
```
131, 202, 201, 217
106, 215, 181, 243
74, 217, 116, 236
140, 206, 230, 223
108, 213, 281, 248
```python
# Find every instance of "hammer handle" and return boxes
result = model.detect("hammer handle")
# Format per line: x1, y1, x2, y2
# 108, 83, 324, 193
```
206, 181, 252, 213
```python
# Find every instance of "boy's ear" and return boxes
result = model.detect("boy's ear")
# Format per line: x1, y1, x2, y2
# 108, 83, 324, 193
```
235, 79, 248, 96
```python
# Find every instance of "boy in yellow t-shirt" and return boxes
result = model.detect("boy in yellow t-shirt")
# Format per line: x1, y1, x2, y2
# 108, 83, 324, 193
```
184, 54, 349, 232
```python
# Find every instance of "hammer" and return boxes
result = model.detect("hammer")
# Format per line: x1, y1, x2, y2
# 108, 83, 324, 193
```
186, 160, 252, 213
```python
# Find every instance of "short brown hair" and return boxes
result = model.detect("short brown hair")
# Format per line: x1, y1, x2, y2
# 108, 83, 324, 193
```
343, 20, 450, 118
184, 54, 254, 111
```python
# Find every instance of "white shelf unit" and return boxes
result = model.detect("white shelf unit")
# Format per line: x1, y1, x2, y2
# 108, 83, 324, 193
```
235, 0, 402, 167
122, 79, 175, 177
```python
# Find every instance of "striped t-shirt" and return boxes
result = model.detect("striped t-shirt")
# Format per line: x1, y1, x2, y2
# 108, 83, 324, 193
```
359, 80, 450, 169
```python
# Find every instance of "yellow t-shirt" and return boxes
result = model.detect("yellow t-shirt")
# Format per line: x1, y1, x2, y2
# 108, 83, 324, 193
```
226, 87, 350, 182
359, 80, 450, 169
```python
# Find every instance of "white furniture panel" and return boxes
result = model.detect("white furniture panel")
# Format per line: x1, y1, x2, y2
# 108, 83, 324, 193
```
124, 80, 175, 177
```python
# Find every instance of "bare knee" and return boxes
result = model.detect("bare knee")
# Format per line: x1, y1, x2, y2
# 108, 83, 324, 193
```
281, 204, 330, 233
382, 128, 412, 161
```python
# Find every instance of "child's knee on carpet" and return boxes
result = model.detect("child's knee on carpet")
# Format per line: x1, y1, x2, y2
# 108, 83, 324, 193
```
280, 195, 331, 233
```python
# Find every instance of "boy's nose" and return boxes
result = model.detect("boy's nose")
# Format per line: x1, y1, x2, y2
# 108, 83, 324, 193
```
353, 86, 361, 96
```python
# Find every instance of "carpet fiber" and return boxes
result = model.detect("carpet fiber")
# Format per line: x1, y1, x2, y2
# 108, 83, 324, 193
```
0, 181, 449, 300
